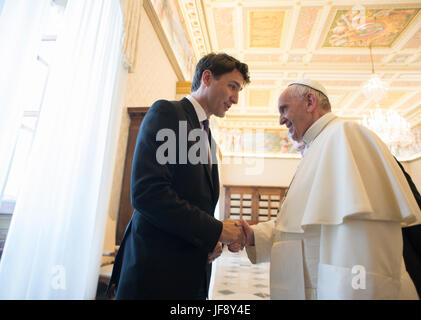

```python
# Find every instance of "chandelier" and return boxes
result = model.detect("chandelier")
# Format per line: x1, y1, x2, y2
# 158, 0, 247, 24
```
360, 42, 414, 147
361, 109, 414, 146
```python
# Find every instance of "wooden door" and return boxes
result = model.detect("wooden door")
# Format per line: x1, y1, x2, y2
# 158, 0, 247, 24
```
116, 107, 149, 245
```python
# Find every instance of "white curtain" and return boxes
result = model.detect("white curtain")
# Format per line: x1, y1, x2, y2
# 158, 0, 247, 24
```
0, 0, 49, 199
0, 0, 126, 299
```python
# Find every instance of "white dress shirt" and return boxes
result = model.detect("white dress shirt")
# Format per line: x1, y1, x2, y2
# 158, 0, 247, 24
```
186, 95, 212, 166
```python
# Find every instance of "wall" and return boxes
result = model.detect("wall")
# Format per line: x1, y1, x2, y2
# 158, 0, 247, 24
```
102, 5, 178, 253
220, 156, 299, 187
217, 156, 300, 220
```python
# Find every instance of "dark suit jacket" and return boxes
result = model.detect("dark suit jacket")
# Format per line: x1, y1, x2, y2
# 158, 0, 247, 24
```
396, 159, 421, 298
108, 98, 223, 299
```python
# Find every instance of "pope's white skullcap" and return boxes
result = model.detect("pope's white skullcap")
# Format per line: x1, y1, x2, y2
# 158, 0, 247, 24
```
288, 79, 328, 98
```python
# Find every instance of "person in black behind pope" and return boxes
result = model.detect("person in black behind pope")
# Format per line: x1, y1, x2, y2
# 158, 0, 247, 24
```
395, 159, 421, 298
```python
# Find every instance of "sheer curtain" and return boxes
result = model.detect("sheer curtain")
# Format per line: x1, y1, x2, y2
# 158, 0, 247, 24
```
0, 0, 126, 299
0, 0, 49, 200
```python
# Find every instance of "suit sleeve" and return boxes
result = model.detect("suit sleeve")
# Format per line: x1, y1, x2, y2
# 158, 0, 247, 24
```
130, 100, 222, 253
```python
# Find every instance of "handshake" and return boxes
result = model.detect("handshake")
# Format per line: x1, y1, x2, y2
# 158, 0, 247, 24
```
207, 218, 255, 264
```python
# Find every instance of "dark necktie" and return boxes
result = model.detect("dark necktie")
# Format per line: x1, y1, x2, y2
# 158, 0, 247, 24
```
202, 119, 209, 137
202, 119, 211, 167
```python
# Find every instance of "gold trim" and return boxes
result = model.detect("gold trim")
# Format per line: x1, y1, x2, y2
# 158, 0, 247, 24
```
143, 0, 185, 81
176, 81, 192, 94
198, 0, 213, 53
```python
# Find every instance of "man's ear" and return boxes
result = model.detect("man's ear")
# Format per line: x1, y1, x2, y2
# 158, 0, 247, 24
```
306, 92, 318, 112
201, 70, 213, 87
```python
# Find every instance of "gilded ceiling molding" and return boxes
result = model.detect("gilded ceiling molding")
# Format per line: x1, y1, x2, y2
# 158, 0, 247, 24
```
120, 0, 143, 72
177, 0, 211, 59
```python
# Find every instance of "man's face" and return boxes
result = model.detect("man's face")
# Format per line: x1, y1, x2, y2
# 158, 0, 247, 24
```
277, 88, 312, 142
206, 69, 244, 118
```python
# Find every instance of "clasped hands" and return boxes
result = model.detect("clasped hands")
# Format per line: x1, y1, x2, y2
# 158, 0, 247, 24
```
207, 218, 254, 264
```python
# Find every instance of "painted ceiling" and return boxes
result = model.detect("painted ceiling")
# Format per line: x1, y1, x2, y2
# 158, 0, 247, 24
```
172, 0, 421, 159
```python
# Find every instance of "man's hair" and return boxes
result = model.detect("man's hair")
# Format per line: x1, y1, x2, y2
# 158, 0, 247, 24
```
289, 84, 331, 111
191, 53, 250, 92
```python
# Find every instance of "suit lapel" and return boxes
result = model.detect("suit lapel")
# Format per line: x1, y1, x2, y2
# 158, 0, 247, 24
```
180, 98, 215, 194
180, 97, 200, 130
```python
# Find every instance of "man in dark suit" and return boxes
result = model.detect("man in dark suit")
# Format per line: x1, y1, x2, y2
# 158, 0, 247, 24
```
107, 53, 250, 299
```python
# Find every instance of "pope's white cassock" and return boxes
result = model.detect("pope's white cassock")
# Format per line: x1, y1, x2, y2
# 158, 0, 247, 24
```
246, 112, 421, 299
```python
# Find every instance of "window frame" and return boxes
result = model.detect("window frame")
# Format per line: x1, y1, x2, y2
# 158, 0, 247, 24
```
0, 1, 66, 215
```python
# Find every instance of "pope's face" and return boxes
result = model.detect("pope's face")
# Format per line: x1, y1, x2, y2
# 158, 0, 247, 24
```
205, 69, 244, 118
277, 89, 312, 142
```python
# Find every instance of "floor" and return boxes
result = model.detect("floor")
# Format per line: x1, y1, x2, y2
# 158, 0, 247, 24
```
97, 245, 271, 300
210, 246, 270, 300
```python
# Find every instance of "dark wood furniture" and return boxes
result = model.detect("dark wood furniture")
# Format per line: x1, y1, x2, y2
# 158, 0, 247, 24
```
116, 107, 149, 245
223, 185, 288, 225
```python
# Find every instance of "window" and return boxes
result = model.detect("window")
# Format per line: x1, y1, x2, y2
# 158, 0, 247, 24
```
0, 0, 67, 215
0, 0, 4, 16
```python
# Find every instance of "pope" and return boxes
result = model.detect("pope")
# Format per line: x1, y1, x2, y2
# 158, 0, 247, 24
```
230, 79, 421, 300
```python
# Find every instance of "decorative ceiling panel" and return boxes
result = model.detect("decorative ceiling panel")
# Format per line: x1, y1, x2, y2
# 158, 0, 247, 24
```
323, 8, 420, 48
244, 53, 283, 62
366, 91, 408, 109
247, 10, 286, 48
291, 7, 321, 50
327, 92, 349, 108
406, 106, 421, 119
176, 0, 421, 160
402, 91, 421, 111
213, 7, 235, 49
391, 80, 421, 87
390, 54, 411, 63
287, 54, 305, 63
308, 80, 364, 88
350, 93, 370, 110
249, 79, 277, 86
403, 26, 421, 48
248, 89, 272, 107
310, 54, 386, 63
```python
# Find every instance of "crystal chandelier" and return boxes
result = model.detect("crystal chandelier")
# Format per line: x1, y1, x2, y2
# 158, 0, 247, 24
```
361, 42, 414, 147
361, 109, 414, 146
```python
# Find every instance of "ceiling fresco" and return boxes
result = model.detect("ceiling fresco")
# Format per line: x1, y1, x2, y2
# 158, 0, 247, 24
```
324, 8, 420, 48
173, 0, 421, 160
